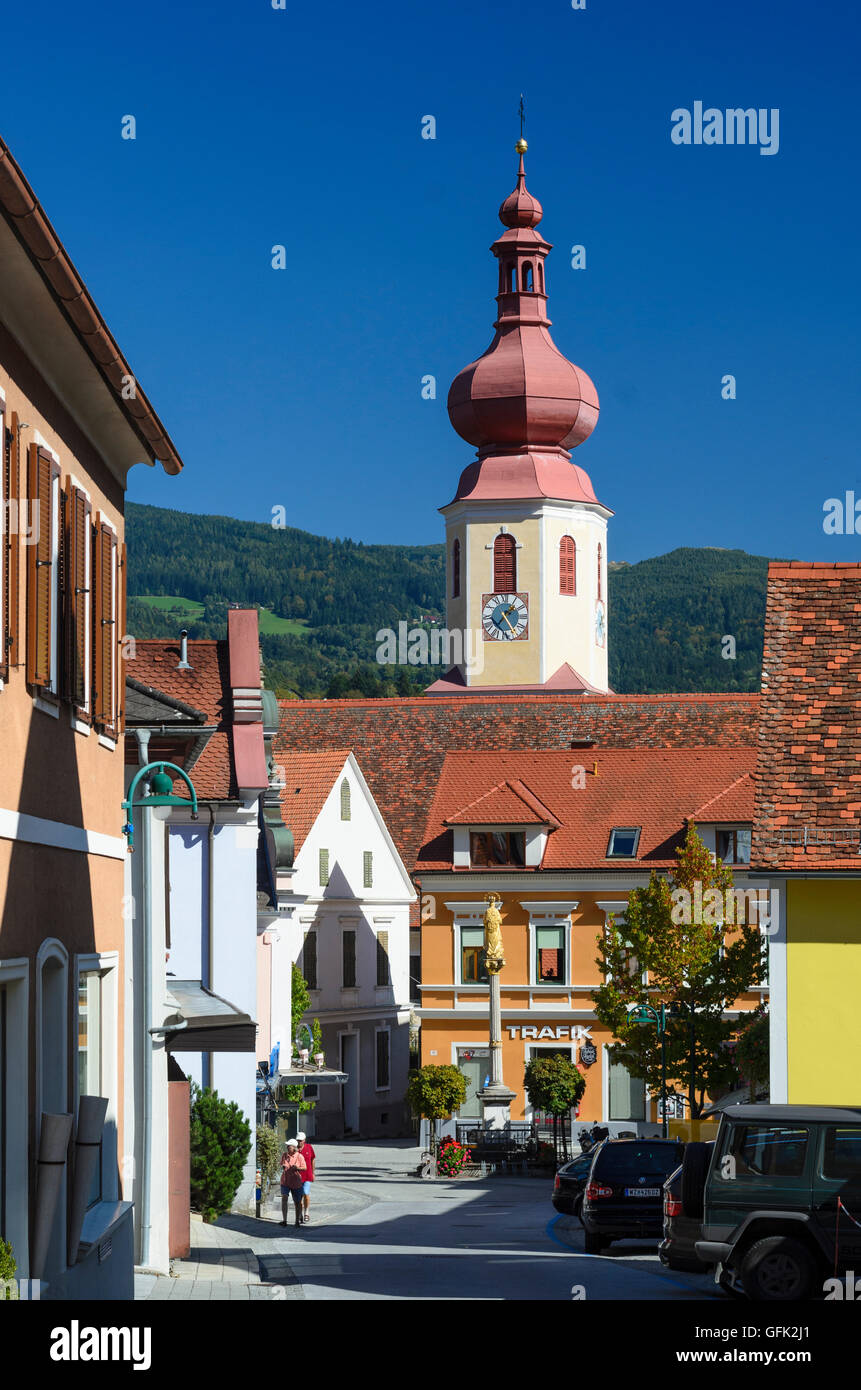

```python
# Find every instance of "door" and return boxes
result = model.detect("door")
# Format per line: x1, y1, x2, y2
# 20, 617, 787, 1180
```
456, 1049, 489, 1120
340, 1034, 359, 1135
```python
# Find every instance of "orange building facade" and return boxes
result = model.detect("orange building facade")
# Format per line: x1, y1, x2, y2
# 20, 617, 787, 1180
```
416, 749, 767, 1132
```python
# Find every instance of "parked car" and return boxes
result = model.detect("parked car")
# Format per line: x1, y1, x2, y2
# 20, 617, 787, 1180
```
684, 1104, 861, 1301
552, 1151, 594, 1221
659, 1147, 714, 1271
581, 1138, 685, 1254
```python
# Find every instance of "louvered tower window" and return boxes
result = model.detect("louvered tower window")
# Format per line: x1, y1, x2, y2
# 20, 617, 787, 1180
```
493, 533, 517, 591
559, 536, 576, 595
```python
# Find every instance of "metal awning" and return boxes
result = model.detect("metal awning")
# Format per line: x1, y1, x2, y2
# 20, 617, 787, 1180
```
159, 981, 257, 1053
274, 1068, 348, 1086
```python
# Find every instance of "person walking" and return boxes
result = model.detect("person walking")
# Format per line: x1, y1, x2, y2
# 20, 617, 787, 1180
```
296, 1132, 316, 1225
279, 1139, 307, 1228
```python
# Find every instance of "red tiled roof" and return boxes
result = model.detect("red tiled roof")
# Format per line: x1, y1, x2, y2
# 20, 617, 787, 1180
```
752, 562, 861, 871
279, 751, 351, 856
276, 691, 759, 873
691, 773, 755, 823
445, 777, 560, 827
126, 639, 234, 799
417, 748, 757, 871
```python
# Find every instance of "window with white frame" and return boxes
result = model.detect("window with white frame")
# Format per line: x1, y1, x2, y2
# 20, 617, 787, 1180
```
459, 925, 488, 984
77, 970, 103, 1207
534, 926, 566, 983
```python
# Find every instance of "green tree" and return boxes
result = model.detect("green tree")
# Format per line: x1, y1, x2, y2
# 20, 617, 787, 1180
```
291, 963, 310, 1035
406, 1064, 468, 1151
592, 825, 766, 1119
734, 1007, 769, 1098
189, 1083, 252, 1222
523, 1053, 586, 1160
0, 1237, 16, 1300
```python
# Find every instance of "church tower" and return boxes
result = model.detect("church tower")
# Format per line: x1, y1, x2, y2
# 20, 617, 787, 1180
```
428, 141, 612, 694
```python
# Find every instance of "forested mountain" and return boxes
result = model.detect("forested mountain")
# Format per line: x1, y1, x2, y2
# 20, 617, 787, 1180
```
125, 503, 769, 698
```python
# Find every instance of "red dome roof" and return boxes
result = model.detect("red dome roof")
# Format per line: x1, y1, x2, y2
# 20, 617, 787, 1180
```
447, 150, 599, 460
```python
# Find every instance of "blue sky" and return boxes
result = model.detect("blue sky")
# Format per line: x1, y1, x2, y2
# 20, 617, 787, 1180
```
3, 0, 859, 563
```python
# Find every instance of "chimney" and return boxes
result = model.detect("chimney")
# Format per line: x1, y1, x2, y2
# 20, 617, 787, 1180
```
177, 629, 192, 671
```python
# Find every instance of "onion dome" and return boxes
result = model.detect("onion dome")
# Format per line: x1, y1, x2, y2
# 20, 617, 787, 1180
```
447, 143, 599, 461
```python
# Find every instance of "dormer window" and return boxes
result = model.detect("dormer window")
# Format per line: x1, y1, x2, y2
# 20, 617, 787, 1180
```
469, 831, 525, 867
716, 826, 751, 865
606, 827, 641, 859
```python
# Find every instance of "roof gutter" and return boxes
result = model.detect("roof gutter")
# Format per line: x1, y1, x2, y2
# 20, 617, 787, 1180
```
0, 136, 182, 476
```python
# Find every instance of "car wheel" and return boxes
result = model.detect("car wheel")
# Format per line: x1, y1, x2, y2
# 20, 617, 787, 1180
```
740, 1237, 818, 1301
583, 1231, 605, 1254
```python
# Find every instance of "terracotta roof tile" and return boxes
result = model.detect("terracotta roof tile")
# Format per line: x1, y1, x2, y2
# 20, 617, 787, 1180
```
276, 690, 759, 873
279, 751, 351, 856
752, 562, 861, 870
417, 748, 757, 870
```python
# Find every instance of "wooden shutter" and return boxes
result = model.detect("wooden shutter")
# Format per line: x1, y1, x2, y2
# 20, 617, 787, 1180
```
26, 444, 57, 689
319, 847, 329, 886
363, 850, 373, 888
117, 541, 127, 731
560, 536, 576, 595
376, 930, 389, 987
3, 413, 20, 677
64, 481, 91, 709
93, 516, 117, 731
493, 533, 517, 591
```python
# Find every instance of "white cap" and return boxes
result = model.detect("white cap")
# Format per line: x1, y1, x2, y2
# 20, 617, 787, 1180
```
285, 1138, 298, 1148
297, 1132, 306, 1142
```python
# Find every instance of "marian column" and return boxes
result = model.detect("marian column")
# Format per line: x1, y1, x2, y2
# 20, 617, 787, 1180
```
478, 894, 516, 1129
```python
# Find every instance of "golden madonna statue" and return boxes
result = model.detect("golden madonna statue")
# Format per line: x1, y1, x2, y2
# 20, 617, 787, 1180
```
483, 893, 505, 973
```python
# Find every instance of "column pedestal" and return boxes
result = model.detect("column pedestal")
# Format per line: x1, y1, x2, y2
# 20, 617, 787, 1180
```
480, 971, 515, 1128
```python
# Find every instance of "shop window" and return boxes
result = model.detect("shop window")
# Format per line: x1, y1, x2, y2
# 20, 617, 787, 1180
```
608, 1058, 645, 1121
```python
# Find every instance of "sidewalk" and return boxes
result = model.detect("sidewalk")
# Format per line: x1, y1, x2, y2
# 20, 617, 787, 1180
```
134, 1139, 419, 1301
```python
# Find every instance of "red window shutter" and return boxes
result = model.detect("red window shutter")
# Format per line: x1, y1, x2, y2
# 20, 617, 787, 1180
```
3, 412, 20, 678
64, 482, 91, 709
93, 516, 117, 731
26, 444, 56, 688
559, 536, 576, 595
1, 408, 8, 681
493, 534, 517, 591
117, 541, 127, 731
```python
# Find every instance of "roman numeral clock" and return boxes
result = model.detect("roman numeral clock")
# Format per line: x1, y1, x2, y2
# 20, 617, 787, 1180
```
482, 592, 529, 641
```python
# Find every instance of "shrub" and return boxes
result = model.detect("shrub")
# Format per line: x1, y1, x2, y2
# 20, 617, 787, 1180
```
437, 1137, 471, 1177
0, 1238, 16, 1300
256, 1123, 281, 1199
189, 1083, 252, 1222
406, 1064, 468, 1149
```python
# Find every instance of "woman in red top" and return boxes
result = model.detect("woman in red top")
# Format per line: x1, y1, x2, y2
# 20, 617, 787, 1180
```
297, 1133, 316, 1225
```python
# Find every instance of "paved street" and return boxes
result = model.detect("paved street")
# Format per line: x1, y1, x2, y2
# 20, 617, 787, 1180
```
136, 1140, 721, 1302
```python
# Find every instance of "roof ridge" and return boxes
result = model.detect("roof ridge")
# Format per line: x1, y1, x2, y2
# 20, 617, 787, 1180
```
690, 770, 754, 820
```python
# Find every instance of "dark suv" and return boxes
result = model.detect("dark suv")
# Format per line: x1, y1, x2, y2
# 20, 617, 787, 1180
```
682, 1104, 861, 1300
581, 1138, 685, 1254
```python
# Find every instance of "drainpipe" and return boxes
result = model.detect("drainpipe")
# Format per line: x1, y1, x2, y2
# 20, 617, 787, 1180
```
135, 729, 154, 1269
206, 805, 216, 1089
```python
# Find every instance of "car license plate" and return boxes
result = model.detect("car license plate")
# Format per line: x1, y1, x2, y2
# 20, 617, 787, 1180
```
624, 1187, 660, 1197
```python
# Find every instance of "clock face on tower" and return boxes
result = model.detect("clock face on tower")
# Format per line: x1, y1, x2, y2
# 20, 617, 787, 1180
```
595, 599, 606, 648
482, 592, 529, 641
